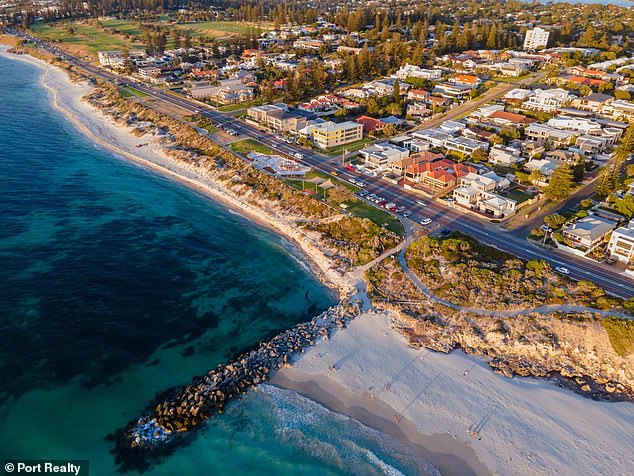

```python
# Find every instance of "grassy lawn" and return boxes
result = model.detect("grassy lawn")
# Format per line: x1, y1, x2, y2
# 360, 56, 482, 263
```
229, 139, 272, 155
343, 200, 404, 235
283, 172, 404, 235
174, 21, 271, 38
325, 137, 375, 157
504, 189, 534, 204
119, 86, 149, 98
31, 22, 136, 57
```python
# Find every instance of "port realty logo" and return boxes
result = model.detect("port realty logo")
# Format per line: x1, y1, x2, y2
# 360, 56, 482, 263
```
4, 461, 88, 475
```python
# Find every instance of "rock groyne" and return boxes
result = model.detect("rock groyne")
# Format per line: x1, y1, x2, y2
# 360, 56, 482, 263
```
112, 301, 360, 470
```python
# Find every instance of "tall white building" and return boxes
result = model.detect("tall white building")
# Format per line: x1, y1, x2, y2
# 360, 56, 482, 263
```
523, 27, 550, 50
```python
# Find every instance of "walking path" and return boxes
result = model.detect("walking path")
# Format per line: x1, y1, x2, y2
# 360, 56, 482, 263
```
395, 245, 633, 320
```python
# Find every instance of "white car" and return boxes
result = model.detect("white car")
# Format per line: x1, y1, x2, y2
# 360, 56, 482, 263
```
357, 181, 366, 188
555, 266, 570, 275
402, 211, 413, 218
420, 218, 433, 226
294, 152, 304, 159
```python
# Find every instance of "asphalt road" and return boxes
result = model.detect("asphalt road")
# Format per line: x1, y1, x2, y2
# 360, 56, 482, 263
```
13, 30, 633, 298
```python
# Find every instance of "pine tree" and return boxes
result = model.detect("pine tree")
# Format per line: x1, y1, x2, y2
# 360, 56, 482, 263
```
544, 164, 574, 201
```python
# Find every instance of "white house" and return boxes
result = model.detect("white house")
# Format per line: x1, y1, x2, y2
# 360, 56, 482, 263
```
608, 220, 634, 263
523, 88, 573, 112
394, 64, 443, 80
358, 142, 410, 171
489, 144, 523, 166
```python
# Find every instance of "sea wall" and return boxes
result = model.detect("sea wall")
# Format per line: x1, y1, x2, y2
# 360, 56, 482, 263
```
113, 301, 360, 468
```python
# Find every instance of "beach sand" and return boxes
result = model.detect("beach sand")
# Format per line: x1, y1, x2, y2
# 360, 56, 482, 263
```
273, 312, 634, 476
0, 46, 350, 296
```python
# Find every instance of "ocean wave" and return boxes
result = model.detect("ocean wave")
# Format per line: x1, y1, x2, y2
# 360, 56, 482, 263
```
257, 385, 441, 476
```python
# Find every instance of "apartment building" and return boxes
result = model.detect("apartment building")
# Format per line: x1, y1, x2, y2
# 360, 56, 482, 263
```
358, 142, 409, 171
310, 121, 363, 149
523, 27, 550, 50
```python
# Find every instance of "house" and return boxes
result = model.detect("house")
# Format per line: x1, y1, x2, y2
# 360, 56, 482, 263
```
600, 100, 634, 121
407, 89, 431, 101
571, 93, 614, 112
363, 78, 411, 96
487, 110, 536, 127
503, 88, 534, 106
433, 82, 473, 99
404, 159, 476, 192
525, 158, 559, 177
395, 64, 443, 80
565, 76, 609, 89
561, 216, 616, 250
356, 116, 387, 134
188, 78, 254, 104
412, 128, 452, 147
462, 127, 495, 142
453, 172, 517, 217
489, 144, 523, 166
390, 151, 445, 176
407, 102, 432, 118
544, 149, 584, 164
444, 136, 490, 156
607, 220, 634, 263
523, 88, 573, 112
358, 142, 409, 171
524, 123, 577, 148
448, 74, 482, 88
310, 121, 364, 149
402, 137, 432, 153
547, 116, 603, 135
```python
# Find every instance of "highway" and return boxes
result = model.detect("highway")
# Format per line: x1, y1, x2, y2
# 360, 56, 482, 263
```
12, 29, 633, 298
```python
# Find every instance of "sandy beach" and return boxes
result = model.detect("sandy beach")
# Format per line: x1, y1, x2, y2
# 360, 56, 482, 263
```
273, 311, 634, 475
0, 46, 350, 296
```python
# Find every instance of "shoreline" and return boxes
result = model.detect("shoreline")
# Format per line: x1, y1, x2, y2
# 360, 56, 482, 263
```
0, 45, 348, 300
272, 312, 634, 476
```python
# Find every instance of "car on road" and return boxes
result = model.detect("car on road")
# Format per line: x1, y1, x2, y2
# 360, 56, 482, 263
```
555, 266, 570, 275
275, 135, 285, 141
439, 229, 452, 238
294, 152, 304, 159
416, 200, 427, 207
331, 171, 338, 176
420, 218, 433, 226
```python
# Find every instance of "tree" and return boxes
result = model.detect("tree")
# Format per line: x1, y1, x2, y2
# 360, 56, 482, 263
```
544, 164, 574, 201
612, 195, 634, 219
392, 79, 401, 102
615, 89, 631, 100
382, 124, 398, 137
471, 148, 489, 163
544, 214, 567, 229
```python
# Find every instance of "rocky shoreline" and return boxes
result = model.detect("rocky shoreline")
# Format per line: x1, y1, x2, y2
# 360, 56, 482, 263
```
111, 301, 361, 470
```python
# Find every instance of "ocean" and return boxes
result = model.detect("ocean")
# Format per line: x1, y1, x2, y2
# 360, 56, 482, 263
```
0, 53, 436, 475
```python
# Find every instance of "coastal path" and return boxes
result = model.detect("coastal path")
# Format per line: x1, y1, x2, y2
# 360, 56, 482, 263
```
396, 245, 634, 320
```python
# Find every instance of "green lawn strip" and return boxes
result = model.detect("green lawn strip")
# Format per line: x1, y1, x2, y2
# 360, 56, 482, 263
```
119, 86, 149, 98
324, 137, 375, 157
229, 139, 273, 155
343, 199, 404, 235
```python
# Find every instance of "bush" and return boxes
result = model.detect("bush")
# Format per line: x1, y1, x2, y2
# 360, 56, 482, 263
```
601, 317, 634, 356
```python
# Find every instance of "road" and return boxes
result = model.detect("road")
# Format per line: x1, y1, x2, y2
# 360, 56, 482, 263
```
411, 72, 547, 132
11, 29, 633, 298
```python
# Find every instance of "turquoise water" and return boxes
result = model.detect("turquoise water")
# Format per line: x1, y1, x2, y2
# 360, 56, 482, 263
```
0, 53, 436, 475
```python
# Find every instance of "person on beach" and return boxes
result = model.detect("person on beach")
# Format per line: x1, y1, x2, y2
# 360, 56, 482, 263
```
393, 414, 399, 424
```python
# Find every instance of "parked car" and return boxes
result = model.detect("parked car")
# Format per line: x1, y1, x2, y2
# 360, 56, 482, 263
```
540, 224, 553, 232
439, 229, 452, 237
420, 218, 433, 226
358, 190, 369, 197
346, 164, 356, 172
402, 211, 413, 218
555, 266, 570, 275
395, 206, 406, 213
356, 181, 366, 188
